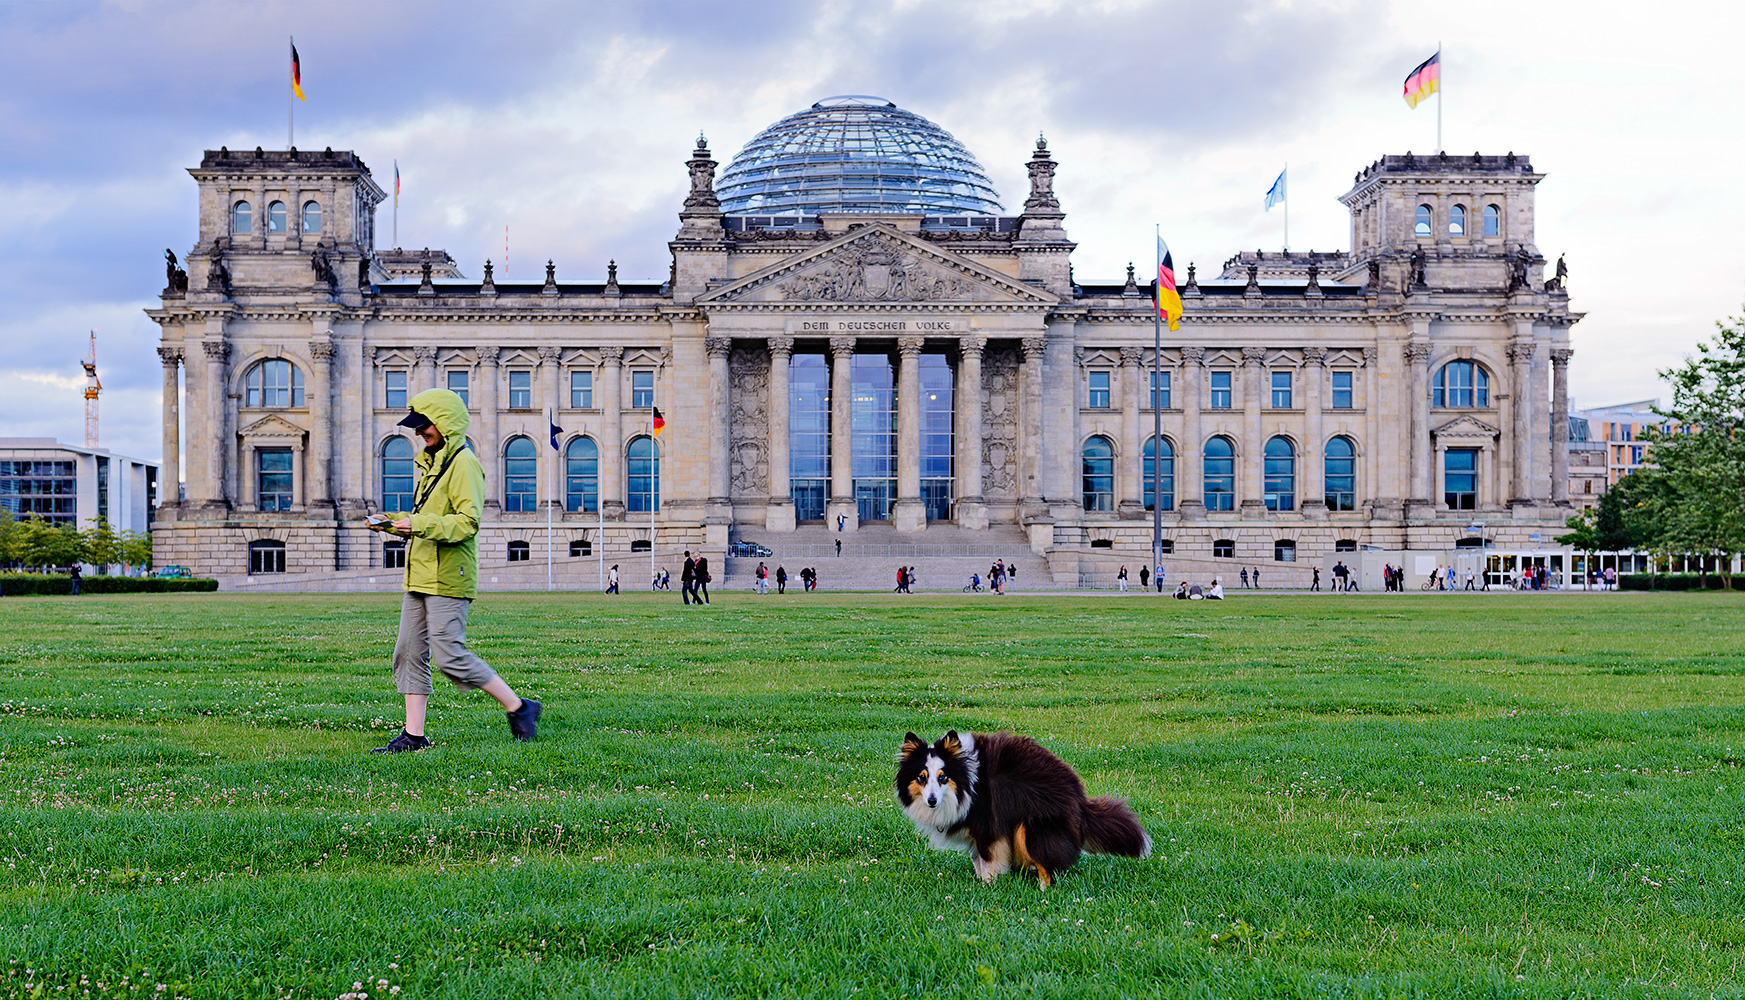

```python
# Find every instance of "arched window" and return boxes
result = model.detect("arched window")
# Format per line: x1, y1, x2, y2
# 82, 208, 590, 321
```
565, 437, 598, 513
1324, 436, 1357, 511
301, 200, 321, 234
1414, 204, 1433, 237
1143, 436, 1174, 512
1483, 204, 1500, 237
381, 437, 415, 512
1433, 361, 1490, 408
1081, 436, 1114, 512
1203, 436, 1235, 511
507, 540, 531, 562
503, 437, 537, 512
1448, 204, 1466, 236
248, 539, 285, 574
244, 359, 304, 408
1264, 437, 1296, 511
1212, 539, 1235, 558
627, 436, 659, 513
231, 200, 252, 234
266, 200, 287, 234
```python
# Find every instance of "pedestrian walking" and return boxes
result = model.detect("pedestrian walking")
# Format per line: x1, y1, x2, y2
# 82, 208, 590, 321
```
1239, 567, 1249, 589
1139, 565, 1151, 590
1155, 562, 1166, 593
606, 564, 620, 594
68, 564, 82, 596
1251, 566, 1260, 589
1117, 565, 1129, 592
756, 562, 769, 595
835, 538, 842, 557
681, 551, 697, 604
1310, 566, 1321, 591
695, 555, 712, 605
896, 567, 907, 594
776, 565, 787, 594
369, 388, 540, 753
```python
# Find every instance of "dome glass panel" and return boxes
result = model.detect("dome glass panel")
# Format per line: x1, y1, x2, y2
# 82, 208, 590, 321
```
717, 96, 1004, 216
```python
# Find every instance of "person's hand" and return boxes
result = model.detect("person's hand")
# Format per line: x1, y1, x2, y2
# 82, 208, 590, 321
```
392, 518, 412, 536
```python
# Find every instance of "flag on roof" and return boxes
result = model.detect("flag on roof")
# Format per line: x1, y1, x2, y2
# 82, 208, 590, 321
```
394, 161, 400, 206
1156, 235, 1182, 333
1264, 169, 1286, 212
651, 407, 667, 438
291, 43, 305, 101
1403, 51, 1439, 109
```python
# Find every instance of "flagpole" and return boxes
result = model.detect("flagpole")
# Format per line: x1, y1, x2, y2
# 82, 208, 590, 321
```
650, 377, 658, 591
1436, 42, 1443, 155
546, 408, 553, 592
393, 160, 398, 249
1152, 225, 1163, 576
288, 37, 294, 148
1283, 163, 1289, 251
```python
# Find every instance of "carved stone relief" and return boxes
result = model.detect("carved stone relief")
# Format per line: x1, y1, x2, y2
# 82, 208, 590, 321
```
981, 341, 1020, 499
780, 235, 968, 302
728, 341, 769, 499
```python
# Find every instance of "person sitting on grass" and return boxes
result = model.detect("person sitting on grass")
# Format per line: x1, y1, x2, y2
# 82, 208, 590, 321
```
370, 388, 541, 754
1207, 578, 1225, 600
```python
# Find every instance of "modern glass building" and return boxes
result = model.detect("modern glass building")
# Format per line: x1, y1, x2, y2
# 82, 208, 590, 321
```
716, 96, 1004, 216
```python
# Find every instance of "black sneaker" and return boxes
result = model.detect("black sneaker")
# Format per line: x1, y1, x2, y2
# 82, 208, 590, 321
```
371, 730, 431, 754
507, 699, 542, 741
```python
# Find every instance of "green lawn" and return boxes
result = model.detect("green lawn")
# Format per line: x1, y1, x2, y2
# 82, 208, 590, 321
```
2, 591, 1743, 999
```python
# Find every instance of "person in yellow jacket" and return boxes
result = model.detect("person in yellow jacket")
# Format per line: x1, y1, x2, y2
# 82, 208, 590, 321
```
369, 388, 541, 752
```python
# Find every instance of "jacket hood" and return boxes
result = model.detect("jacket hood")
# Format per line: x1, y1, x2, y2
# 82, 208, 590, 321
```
408, 388, 471, 467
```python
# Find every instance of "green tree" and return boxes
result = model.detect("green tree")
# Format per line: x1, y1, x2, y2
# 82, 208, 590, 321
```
1642, 313, 1745, 587
15, 518, 85, 570
81, 518, 119, 571
0, 510, 16, 567
119, 530, 154, 573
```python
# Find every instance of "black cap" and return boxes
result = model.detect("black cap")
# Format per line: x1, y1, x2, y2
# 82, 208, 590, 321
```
397, 410, 432, 431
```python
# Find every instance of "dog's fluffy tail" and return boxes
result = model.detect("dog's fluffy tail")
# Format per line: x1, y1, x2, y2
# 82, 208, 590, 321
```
1081, 797, 1151, 858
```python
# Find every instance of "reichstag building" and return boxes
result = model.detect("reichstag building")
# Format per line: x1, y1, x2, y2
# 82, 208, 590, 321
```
148, 95, 1581, 586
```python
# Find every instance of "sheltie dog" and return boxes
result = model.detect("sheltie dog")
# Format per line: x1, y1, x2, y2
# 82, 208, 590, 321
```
895, 730, 1151, 888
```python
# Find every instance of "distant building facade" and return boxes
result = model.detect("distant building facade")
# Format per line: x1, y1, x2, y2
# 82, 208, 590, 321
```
0, 437, 159, 534
147, 98, 1582, 586
1567, 399, 1689, 502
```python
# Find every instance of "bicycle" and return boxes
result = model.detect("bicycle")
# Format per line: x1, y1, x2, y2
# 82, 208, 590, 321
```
962, 577, 984, 593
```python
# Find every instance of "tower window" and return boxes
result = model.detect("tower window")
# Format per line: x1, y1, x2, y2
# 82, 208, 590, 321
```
1415, 204, 1433, 237
1210, 371, 1232, 409
508, 370, 531, 409
632, 370, 655, 408
1483, 204, 1500, 237
1433, 361, 1489, 408
447, 370, 469, 406
1449, 204, 1466, 236
1087, 371, 1110, 409
301, 200, 321, 234
231, 200, 252, 234
266, 200, 287, 234
1331, 370, 1353, 409
1270, 370, 1292, 409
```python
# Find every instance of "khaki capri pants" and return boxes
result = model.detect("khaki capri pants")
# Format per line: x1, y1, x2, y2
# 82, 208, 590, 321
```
393, 592, 499, 695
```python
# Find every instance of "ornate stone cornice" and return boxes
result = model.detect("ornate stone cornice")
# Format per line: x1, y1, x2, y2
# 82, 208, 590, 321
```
308, 339, 336, 362
1301, 346, 1327, 366
157, 346, 183, 365
1403, 343, 1431, 364
767, 335, 795, 358
599, 346, 624, 364
1506, 341, 1537, 364
1020, 337, 1047, 361
1550, 347, 1574, 366
538, 345, 563, 364
1241, 346, 1266, 366
202, 340, 230, 362
1181, 346, 1205, 365
1119, 346, 1144, 366
704, 337, 732, 358
829, 336, 856, 358
477, 345, 500, 366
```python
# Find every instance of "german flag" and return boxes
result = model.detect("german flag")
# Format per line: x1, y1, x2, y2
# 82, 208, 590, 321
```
1402, 51, 1439, 109
291, 42, 305, 101
1156, 235, 1182, 332
651, 406, 667, 438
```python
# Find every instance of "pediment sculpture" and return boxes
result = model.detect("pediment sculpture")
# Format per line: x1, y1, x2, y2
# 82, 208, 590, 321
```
780, 235, 969, 302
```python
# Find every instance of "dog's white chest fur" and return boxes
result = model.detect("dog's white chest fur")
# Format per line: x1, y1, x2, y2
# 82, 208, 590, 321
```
901, 748, 976, 852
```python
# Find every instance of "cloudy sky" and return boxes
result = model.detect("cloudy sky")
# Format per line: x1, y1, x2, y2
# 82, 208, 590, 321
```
2, 0, 1741, 465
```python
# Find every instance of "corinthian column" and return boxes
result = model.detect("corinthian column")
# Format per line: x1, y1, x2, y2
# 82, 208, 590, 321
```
1551, 347, 1574, 504
826, 336, 856, 531
1179, 346, 1204, 516
956, 336, 988, 529
1241, 346, 1266, 514
307, 338, 335, 510
1301, 346, 1326, 516
1508, 338, 1536, 504
1405, 341, 1431, 505
705, 337, 731, 507
413, 346, 438, 393
157, 346, 181, 511
894, 336, 926, 532
1019, 336, 1046, 505
1119, 346, 1144, 515
766, 336, 795, 532
202, 339, 230, 511
476, 346, 500, 513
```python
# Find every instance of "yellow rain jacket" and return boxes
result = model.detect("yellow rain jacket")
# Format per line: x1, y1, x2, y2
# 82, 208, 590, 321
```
403, 388, 484, 599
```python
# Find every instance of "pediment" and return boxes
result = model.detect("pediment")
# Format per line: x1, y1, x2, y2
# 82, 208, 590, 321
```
1431, 414, 1501, 439
697, 224, 1056, 307
238, 413, 307, 440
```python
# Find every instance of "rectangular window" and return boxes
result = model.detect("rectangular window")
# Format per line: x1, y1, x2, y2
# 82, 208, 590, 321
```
1087, 371, 1110, 409
385, 370, 406, 409
257, 448, 294, 512
632, 370, 654, 408
1620, 425, 1632, 441
1271, 370, 1292, 409
790, 353, 831, 521
96, 456, 109, 522
447, 370, 469, 406
1631, 445, 1644, 464
1150, 370, 1170, 409
508, 370, 531, 409
382, 541, 406, 569
1444, 448, 1478, 510
1210, 371, 1232, 409
1331, 371, 1353, 409
0, 459, 78, 525
570, 370, 593, 408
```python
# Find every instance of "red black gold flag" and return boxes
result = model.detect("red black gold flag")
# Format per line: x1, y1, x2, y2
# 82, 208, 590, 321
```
651, 407, 667, 438
291, 43, 305, 101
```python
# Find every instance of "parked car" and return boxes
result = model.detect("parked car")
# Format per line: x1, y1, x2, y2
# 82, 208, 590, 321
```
729, 540, 772, 558
153, 565, 193, 579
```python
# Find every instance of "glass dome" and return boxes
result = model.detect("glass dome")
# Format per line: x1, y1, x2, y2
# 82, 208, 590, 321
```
716, 96, 1004, 216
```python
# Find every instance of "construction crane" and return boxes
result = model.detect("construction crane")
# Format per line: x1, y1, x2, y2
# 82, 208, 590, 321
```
82, 330, 101, 447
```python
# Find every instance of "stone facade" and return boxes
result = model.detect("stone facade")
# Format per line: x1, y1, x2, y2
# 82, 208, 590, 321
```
148, 138, 1582, 588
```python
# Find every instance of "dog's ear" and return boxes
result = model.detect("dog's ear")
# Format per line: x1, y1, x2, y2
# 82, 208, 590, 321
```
939, 730, 962, 756
899, 732, 927, 758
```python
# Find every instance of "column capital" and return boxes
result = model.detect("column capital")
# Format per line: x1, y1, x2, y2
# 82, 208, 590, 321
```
599, 345, 624, 364
767, 335, 795, 358
705, 337, 732, 359
1403, 343, 1431, 365
1550, 347, 1574, 366
202, 340, 230, 362
1361, 346, 1378, 366
960, 334, 988, 359
1507, 341, 1537, 365
829, 335, 856, 359
1020, 336, 1047, 362
537, 345, 563, 365
477, 345, 501, 366
1241, 346, 1266, 367
897, 336, 925, 358
1180, 345, 1205, 365
1119, 346, 1144, 367
157, 346, 183, 366
413, 345, 439, 365
308, 339, 336, 362
1301, 346, 1327, 366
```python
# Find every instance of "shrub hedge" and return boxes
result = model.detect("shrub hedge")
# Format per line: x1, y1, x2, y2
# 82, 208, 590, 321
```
1619, 573, 1745, 591
0, 574, 219, 596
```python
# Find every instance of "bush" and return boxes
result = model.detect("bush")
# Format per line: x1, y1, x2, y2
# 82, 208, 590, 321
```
1619, 573, 1745, 591
0, 574, 219, 596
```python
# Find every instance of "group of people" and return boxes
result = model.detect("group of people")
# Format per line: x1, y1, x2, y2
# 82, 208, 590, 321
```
751, 562, 818, 594
895, 565, 921, 593
680, 551, 713, 605
1172, 578, 1225, 600
1114, 563, 1173, 592
1236, 566, 1263, 589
